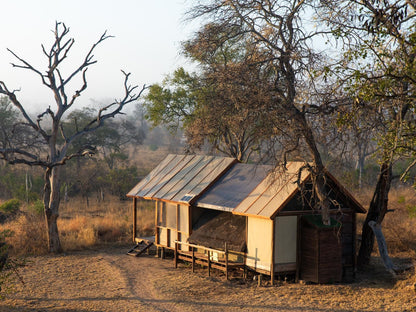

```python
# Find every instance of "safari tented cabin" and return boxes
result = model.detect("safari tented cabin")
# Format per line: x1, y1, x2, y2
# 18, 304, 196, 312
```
127, 154, 366, 284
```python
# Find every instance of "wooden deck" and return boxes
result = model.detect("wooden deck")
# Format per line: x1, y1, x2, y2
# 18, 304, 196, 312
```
173, 241, 245, 280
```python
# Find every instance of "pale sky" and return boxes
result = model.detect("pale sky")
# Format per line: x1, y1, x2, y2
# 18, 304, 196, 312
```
0, 0, 197, 114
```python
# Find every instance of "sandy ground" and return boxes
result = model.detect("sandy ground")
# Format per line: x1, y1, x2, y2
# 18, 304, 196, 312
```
1, 245, 415, 312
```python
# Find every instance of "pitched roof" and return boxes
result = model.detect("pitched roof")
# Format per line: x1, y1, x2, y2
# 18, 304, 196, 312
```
128, 154, 366, 216
230, 162, 310, 218
232, 163, 366, 218
195, 163, 272, 212
126, 154, 236, 203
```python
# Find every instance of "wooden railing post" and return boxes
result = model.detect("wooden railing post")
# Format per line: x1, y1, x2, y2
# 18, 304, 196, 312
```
192, 247, 195, 273
225, 242, 229, 281
174, 241, 178, 268
133, 198, 137, 242
208, 251, 211, 277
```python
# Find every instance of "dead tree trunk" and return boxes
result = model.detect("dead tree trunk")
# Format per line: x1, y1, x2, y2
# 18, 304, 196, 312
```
368, 221, 397, 274
43, 167, 63, 253
357, 162, 392, 266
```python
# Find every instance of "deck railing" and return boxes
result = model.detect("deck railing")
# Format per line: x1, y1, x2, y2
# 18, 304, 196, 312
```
173, 241, 245, 280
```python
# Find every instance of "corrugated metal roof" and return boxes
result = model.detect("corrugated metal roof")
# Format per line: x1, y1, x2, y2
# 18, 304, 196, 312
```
126, 154, 236, 203
195, 163, 273, 212
232, 162, 310, 219
128, 155, 366, 216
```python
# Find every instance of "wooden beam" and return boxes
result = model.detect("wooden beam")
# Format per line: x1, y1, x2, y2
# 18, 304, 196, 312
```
155, 201, 159, 245
245, 216, 248, 269
352, 211, 357, 278
271, 218, 275, 285
296, 215, 301, 282
208, 251, 211, 277
133, 197, 137, 242
176, 204, 180, 249
188, 205, 192, 235
174, 241, 178, 268
192, 247, 195, 273
225, 242, 229, 280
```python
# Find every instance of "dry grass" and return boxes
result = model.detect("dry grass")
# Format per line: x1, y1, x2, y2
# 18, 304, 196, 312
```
2, 196, 154, 255
354, 186, 416, 257
383, 187, 416, 255
2, 213, 48, 255
2, 185, 416, 260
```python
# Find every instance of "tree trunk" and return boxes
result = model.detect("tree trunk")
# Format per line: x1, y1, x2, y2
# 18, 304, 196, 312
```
43, 167, 63, 253
294, 110, 331, 225
368, 221, 397, 274
357, 162, 392, 266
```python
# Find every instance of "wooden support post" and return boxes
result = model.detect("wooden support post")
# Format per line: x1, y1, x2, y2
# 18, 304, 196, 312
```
296, 215, 301, 283
133, 198, 137, 242
155, 201, 159, 245
208, 251, 211, 277
176, 204, 180, 250
167, 228, 170, 249
192, 247, 195, 273
161, 247, 165, 260
225, 242, 229, 281
352, 211, 357, 278
174, 241, 178, 268
271, 218, 275, 286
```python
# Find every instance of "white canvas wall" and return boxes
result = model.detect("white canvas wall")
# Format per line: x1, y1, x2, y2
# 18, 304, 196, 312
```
275, 216, 297, 264
156, 201, 190, 250
246, 217, 273, 272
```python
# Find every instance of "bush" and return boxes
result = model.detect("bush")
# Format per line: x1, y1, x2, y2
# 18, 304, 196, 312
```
3, 213, 48, 255
149, 144, 159, 151
0, 199, 20, 215
0, 230, 26, 297
28, 200, 44, 216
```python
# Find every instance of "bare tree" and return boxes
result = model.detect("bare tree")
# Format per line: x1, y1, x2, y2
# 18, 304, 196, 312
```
0, 22, 146, 253
319, 0, 416, 267
188, 0, 337, 224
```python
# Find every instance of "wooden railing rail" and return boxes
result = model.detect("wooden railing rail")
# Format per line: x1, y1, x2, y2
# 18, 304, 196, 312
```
174, 240, 245, 280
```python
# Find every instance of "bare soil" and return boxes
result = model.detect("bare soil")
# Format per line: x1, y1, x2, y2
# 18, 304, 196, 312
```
1, 245, 415, 312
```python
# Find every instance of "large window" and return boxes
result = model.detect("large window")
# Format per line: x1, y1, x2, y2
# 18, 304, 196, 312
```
157, 201, 177, 229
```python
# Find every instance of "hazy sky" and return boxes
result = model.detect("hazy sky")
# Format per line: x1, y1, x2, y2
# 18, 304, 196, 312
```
0, 0, 197, 114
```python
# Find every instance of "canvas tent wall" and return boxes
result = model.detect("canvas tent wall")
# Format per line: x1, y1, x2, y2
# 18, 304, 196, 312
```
230, 162, 366, 280
127, 154, 366, 283
127, 154, 236, 250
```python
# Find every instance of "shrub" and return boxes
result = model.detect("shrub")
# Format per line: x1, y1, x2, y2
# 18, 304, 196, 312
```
3, 213, 48, 255
0, 199, 20, 215
0, 230, 25, 298
149, 144, 159, 151
406, 205, 416, 218
28, 200, 44, 216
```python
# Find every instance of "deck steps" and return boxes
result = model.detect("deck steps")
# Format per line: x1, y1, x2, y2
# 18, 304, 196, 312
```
127, 239, 154, 257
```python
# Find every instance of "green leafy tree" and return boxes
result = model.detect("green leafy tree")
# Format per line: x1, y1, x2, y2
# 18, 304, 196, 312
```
320, 0, 416, 266
178, 0, 343, 224
146, 25, 282, 162
64, 107, 145, 170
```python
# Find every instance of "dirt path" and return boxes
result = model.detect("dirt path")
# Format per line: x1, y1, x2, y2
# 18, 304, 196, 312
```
0, 245, 184, 312
0, 245, 415, 312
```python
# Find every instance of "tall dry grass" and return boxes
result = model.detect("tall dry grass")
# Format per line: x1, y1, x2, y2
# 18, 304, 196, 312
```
2, 196, 154, 255
2, 186, 416, 258
355, 186, 416, 256
3, 213, 48, 255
